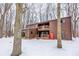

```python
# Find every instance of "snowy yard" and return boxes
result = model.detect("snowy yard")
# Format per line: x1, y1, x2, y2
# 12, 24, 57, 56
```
0, 37, 79, 56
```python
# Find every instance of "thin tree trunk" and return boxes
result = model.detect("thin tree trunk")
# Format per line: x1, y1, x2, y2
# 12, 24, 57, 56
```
57, 3, 62, 48
0, 19, 2, 38
11, 3, 23, 56
73, 21, 77, 38
5, 15, 7, 37
0, 20, 3, 38
0, 15, 4, 38
8, 23, 11, 37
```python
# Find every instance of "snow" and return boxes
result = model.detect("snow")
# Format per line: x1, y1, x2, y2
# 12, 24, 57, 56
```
0, 37, 13, 56
0, 37, 79, 56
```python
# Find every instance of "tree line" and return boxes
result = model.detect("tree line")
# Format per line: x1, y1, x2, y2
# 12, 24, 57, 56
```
0, 3, 79, 56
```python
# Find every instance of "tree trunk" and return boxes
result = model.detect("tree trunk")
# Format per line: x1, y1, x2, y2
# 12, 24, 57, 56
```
57, 3, 62, 48
0, 20, 3, 38
5, 16, 8, 37
11, 3, 22, 56
73, 21, 77, 38
0, 15, 4, 38
0, 19, 2, 38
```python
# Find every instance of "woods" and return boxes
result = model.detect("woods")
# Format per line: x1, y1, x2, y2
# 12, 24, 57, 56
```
0, 3, 79, 38
0, 3, 79, 56
0, 3, 12, 38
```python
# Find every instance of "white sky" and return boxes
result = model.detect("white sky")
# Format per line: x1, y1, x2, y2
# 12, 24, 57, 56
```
0, 0, 79, 3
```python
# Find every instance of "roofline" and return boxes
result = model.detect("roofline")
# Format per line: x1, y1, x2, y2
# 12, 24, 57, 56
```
26, 16, 71, 26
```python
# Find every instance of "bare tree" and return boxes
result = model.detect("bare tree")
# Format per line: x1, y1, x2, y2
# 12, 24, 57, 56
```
57, 3, 62, 48
46, 3, 50, 20
0, 3, 12, 38
39, 4, 42, 22
66, 3, 71, 16
71, 3, 79, 37
7, 8, 14, 37
11, 3, 23, 56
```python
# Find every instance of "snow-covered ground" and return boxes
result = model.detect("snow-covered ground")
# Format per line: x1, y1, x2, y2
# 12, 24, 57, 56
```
0, 37, 79, 56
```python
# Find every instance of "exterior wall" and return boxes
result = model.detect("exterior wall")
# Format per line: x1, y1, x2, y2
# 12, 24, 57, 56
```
61, 17, 72, 40
25, 24, 38, 38
49, 20, 57, 39
49, 17, 72, 40
25, 29, 30, 38
29, 28, 37, 39
24, 17, 72, 40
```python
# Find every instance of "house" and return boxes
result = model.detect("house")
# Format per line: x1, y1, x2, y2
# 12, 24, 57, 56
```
22, 16, 72, 40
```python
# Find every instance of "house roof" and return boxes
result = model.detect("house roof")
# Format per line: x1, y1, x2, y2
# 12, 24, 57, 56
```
26, 16, 71, 26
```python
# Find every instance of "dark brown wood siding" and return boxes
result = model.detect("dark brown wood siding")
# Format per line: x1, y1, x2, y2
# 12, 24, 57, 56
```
23, 16, 72, 40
